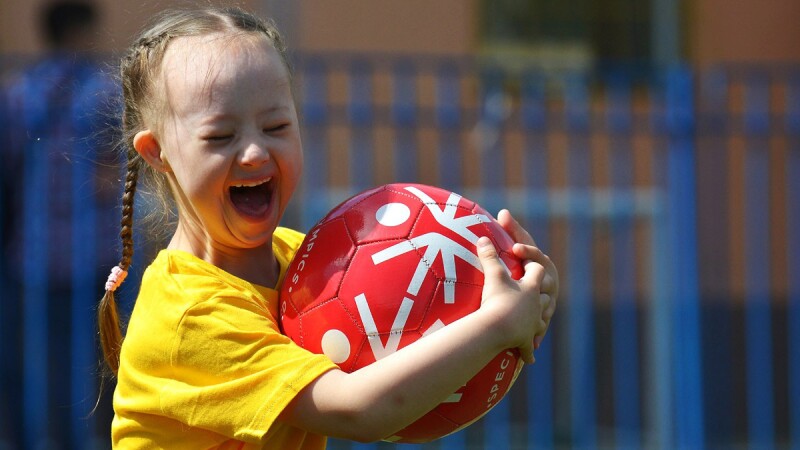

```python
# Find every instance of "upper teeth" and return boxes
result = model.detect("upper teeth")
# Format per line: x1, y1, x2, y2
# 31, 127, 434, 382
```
233, 178, 271, 188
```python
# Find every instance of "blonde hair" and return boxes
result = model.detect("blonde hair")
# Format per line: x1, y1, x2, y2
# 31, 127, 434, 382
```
98, 6, 289, 375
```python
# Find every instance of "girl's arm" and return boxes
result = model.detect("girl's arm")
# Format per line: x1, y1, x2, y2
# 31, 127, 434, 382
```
280, 232, 554, 442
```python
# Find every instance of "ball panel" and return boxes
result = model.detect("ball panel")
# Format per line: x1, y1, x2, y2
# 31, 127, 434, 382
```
320, 328, 352, 364
293, 297, 368, 371
399, 193, 494, 308
343, 187, 424, 245
434, 349, 522, 423
419, 280, 482, 333
279, 298, 302, 343
390, 183, 477, 212
385, 409, 459, 443
319, 185, 386, 223
282, 218, 355, 313
376, 202, 412, 227
338, 241, 435, 361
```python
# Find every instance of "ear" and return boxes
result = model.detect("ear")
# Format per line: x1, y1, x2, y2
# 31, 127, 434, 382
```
133, 130, 171, 173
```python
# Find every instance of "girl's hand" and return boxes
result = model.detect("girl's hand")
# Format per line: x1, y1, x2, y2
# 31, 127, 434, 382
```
476, 236, 546, 364
496, 209, 559, 350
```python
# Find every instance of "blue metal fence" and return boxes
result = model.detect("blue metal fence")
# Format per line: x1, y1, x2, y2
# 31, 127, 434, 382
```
1, 53, 797, 449
790, 79, 800, 450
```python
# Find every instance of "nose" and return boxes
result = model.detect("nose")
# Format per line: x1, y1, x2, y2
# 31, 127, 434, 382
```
239, 139, 271, 168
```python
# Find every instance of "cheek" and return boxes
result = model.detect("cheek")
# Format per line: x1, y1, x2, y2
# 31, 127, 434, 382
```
294, 147, 304, 180
275, 145, 303, 214
294, 133, 305, 171
280, 158, 302, 201
280, 137, 304, 186
173, 156, 226, 200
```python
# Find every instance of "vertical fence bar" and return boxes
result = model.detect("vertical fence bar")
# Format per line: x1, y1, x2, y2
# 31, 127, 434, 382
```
786, 73, 800, 450
70, 100, 98, 449
606, 72, 642, 450
299, 58, 329, 229
349, 59, 374, 193
647, 193, 673, 450
743, 71, 775, 448
438, 425, 466, 450
564, 72, 597, 450
521, 70, 555, 450
436, 62, 463, 192
22, 138, 50, 449
664, 65, 704, 450
696, 68, 733, 446
350, 442, 377, 450
18, 75, 55, 448
641, 64, 673, 450
478, 67, 507, 194
0, 85, 8, 448
392, 60, 418, 182
484, 396, 511, 450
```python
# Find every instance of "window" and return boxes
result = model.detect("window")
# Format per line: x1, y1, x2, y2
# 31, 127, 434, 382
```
479, 0, 665, 73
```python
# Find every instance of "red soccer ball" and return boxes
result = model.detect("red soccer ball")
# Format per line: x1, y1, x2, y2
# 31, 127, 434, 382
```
279, 183, 525, 443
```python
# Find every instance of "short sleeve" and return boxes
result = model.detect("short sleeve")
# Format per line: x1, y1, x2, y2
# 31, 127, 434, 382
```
160, 293, 337, 443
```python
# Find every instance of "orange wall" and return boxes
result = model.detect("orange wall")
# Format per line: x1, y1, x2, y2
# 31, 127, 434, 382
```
0, 0, 473, 56
689, 0, 800, 64
3, 0, 799, 64
294, 0, 476, 55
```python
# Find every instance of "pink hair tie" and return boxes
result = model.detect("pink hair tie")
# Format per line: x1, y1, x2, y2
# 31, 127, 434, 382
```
105, 266, 128, 292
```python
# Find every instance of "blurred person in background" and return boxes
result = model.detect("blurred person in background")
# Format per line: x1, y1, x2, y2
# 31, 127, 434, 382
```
1, 0, 120, 446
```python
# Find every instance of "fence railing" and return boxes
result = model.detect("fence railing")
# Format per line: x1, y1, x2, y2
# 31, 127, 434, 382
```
1, 53, 797, 449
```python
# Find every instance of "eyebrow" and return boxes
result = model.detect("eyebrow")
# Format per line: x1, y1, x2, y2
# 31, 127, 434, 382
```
198, 105, 292, 123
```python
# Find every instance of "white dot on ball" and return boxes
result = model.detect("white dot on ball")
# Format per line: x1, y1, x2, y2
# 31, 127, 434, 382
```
321, 329, 351, 364
376, 203, 411, 227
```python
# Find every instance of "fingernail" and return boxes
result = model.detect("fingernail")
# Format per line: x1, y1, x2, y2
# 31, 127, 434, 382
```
534, 336, 543, 349
477, 237, 491, 248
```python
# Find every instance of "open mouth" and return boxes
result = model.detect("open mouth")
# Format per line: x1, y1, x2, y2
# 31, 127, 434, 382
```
230, 178, 273, 218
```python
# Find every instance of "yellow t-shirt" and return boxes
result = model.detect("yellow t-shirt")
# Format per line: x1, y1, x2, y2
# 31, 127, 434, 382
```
112, 227, 338, 449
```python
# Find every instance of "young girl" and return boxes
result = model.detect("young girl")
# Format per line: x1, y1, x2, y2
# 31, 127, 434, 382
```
98, 6, 558, 449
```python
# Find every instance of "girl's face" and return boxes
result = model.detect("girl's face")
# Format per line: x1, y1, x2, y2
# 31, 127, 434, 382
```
154, 33, 303, 255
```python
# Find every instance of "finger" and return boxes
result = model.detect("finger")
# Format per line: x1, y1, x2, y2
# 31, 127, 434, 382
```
512, 243, 546, 264
520, 344, 536, 365
499, 209, 535, 246
515, 244, 559, 300
528, 317, 547, 352
534, 293, 552, 350
542, 293, 557, 322
476, 236, 508, 281
497, 209, 536, 247
540, 293, 556, 322
539, 293, 551, 311
542, 274, 556, 295
518, 258, 546, 288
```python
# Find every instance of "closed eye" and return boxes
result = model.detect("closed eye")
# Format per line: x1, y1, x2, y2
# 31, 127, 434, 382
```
204, 135, 233, 142
264, 123, 290, 133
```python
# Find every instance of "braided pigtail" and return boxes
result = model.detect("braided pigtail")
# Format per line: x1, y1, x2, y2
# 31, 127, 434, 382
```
98, 157, 138, 375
